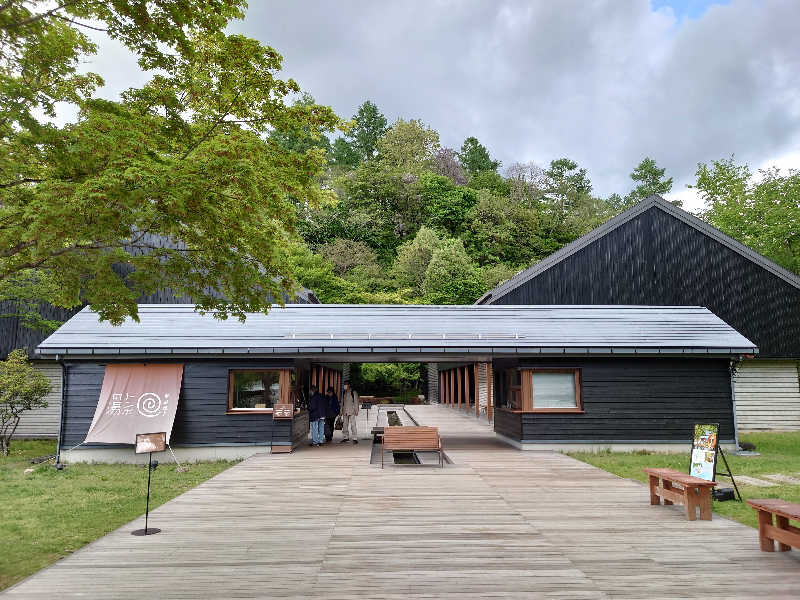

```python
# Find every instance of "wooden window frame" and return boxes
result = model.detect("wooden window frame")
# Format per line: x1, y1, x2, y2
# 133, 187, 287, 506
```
521, 368, 583, 413
227, 368, 293, 414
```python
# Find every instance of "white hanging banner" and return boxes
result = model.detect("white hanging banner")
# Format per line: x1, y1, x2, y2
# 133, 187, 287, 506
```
84, 364, 184, 444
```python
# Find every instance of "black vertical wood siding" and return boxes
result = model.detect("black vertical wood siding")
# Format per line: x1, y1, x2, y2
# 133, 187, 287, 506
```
61, 360, 297, 448
493, 357, 735, 443
488, 207, 800, 357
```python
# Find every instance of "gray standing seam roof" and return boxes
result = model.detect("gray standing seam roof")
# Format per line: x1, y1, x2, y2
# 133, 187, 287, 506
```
476, 195, 800, 304
37, 304, 757, 357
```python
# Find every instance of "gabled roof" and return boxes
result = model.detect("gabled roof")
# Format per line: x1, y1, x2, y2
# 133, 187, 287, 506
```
36, 303, 757, 358
477, 195, 800, 304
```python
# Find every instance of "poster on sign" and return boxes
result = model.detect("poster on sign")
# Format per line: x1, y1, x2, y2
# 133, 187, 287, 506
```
689, 423, 719, 481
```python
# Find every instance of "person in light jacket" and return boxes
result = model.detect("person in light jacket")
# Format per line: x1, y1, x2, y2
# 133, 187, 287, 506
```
339, 380, 360, 444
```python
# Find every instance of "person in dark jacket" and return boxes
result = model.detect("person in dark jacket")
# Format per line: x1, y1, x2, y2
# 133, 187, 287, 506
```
324, 386, 339, 443
308, 385, 326, 447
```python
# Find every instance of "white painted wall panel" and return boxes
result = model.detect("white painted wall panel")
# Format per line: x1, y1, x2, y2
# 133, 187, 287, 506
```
12, 362, 62, 438
735, 359, 800, 431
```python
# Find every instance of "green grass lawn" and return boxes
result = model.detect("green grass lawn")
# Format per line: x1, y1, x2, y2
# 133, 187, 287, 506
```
0, 440, 237, 592
569, 432, 800, 529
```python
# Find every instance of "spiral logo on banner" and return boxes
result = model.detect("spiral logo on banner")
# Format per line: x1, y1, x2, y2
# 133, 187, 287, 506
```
137, 392, 164, 418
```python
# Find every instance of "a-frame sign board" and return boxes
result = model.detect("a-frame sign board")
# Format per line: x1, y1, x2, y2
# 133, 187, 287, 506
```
690, 423, 741, 501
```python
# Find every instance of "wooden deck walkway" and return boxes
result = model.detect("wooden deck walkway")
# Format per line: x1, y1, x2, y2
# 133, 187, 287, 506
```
5, 404, 800, 599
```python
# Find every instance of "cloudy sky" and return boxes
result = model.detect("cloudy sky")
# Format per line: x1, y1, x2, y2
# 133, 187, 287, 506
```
83, 0, 800, 211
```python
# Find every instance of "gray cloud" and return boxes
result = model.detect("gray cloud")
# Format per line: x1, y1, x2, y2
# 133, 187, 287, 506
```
231, 0, 800, 207
78, 1, 800, 210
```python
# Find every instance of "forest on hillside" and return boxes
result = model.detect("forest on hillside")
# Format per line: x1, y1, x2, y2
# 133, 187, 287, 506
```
276, 98, 800, 306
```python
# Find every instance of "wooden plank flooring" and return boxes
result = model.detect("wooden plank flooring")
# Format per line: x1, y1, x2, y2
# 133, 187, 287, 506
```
5, 404, 800, 599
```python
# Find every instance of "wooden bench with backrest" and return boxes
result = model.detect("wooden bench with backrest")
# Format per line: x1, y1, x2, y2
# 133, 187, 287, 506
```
746, 499, 800, 552
381, 426, 443, 468
643, 467, 718, 521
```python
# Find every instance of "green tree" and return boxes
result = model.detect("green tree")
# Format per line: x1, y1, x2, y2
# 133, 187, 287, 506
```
467, 170, 511, 196
0, 2, 341, 324
416, 173, 478, 235
458, 136, 500, 174
331, 136, 360, 169
694, 158, 800, 274
462, 190, 545, 266
268, 93, 332, 155
319, 239, 379, 276
618, 157, 673, 209
392, 226, 447, 292
335, 161, 421, 256
376, 119, 440, 175
0, 349, 51, 455
422, 240, 486, 304
350, 100, 388, 161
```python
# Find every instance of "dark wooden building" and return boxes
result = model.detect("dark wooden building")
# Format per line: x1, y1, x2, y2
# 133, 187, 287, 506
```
39, 304, 755, 461
477, 196, 800, 431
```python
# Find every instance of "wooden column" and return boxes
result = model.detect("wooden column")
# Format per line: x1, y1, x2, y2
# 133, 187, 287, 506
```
487, 363, 493, 421
521, 368, 533, 412
456, 367, 462, 410
449, 369, 454, 407
474, 363, 480, 417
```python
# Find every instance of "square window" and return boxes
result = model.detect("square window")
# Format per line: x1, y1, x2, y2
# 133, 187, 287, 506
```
230, 370, 283, 411
532, 372, 578, 410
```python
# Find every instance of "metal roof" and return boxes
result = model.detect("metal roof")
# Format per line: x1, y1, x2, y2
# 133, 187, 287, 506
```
477, 195, 800, 304
36, 304, 757, 358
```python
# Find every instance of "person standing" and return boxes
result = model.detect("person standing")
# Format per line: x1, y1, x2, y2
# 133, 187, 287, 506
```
324, 385, 339, 443
339, 380, 360, 444
309, 385, 326, 447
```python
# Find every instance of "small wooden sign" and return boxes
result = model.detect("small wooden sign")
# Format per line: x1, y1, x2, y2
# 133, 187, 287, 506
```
135, 431, 167, 454
272, 404, 294, 419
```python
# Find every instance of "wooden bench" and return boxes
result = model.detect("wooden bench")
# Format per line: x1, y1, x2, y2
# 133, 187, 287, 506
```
746, 499, 800, 552
381, 426, 443, 468
643, 467, 718, 521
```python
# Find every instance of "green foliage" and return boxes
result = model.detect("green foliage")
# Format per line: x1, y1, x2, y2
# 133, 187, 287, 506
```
287, 243, 412, 304
611, 157, 674, 211
268, 93, 332, 155
479, 263, 519, 290
0, 2, 342, 324
335, 161, 421, 255
352, 362, 423, 396
392, 226, 447, 292
468, 170, 511, 196
319, 239, 379, 276
422, 240, 486, 304
350, 100, 388, 161
695, 157, 800, 274
331, 136, 360, 169
417, 173, 478, 235
462, 190, 549, 266
458, 136, 500, 174
376, 119, 440, 175
0, 350, 51, 455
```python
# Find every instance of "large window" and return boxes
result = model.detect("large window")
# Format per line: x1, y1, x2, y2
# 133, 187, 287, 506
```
525, 369, 583, 413
228, 369, 293, 413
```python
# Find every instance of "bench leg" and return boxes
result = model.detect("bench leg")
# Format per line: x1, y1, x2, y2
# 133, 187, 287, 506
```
684, 487, 697, 521
698, 488, 712, 521
776, 516, 792, 552
663, 479, 674, 506
649, 475, 660, 505
757, 510, 775, 552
